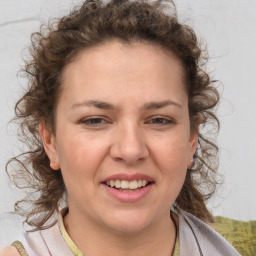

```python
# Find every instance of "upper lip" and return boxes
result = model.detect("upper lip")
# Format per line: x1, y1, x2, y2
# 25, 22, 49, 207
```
102, 173, 155, 183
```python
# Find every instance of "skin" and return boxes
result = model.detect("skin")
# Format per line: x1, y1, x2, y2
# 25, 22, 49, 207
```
39, 40, 198, 256
0, 247, 20, 256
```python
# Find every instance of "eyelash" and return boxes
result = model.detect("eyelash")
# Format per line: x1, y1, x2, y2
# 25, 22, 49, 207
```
80, 117, 108, 126
79, 116, 174, 127
146, 117, 174, 125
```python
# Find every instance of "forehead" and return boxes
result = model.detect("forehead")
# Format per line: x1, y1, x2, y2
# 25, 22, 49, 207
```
59, 40, 187, 108
62, 39, 185, 82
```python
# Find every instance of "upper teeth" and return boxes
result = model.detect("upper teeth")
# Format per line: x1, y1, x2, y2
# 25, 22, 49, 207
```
106, 180, 149, 189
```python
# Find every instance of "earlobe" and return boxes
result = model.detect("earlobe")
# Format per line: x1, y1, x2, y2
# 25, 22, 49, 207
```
39, 122, 60, 170
187, 158, 195, 169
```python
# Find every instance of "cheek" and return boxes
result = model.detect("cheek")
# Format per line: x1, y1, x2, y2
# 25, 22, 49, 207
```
159, 155, 187, 188
150, 131, 189, 185
56, 135, 108, 200
151, 131, 190, 164
56, 132, 109, 178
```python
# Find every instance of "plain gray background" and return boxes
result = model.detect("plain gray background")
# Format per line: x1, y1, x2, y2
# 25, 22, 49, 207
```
0, 0, 256, 246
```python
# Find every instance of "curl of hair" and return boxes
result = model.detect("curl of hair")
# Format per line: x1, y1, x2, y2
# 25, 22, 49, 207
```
7, 0, 220, 229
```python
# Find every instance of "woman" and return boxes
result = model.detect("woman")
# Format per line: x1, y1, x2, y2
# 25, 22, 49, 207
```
1, 0, 241, 255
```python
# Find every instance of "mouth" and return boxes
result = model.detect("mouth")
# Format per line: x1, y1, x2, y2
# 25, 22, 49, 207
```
103, 179, 153, 192
102, 174, 155, 202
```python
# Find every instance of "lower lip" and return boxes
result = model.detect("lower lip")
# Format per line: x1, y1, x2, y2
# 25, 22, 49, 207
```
103, 183, 154, 202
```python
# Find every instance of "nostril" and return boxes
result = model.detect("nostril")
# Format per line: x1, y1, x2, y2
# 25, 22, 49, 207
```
109, 136, 149, 164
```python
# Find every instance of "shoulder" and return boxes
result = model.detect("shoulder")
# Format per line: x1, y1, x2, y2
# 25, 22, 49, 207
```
212, 216, 256, 256
0, 246, 20, 256
179, 210, 241, 255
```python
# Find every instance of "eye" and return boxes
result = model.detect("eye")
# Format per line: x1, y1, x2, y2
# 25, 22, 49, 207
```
80, 117, 108, 126
147, 117, 174, 125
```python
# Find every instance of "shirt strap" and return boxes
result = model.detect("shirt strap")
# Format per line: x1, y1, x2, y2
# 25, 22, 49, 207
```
58, 208, 84, 256
11, 241, 29, 256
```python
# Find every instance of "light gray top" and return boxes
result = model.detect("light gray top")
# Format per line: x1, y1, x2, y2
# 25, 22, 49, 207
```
14, 209, 241, 256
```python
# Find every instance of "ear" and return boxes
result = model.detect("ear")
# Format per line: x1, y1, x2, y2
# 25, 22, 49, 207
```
187, 123, 199, 169
39, 122, 60, 170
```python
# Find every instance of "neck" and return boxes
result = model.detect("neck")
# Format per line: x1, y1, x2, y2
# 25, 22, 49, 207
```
63, 208, 177, 256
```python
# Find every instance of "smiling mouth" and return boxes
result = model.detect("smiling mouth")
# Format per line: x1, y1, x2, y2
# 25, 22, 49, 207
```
104, 179, 153, 192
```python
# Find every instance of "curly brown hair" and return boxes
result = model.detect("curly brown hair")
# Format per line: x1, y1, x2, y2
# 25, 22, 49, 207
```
7, 0, 220, 229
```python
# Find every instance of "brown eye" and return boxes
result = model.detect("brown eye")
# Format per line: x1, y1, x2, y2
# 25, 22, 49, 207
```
149, 117, 173, 125
81, 117, 107, 126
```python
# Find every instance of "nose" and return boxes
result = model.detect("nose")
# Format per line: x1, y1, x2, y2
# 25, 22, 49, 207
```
110, 121, 149, 165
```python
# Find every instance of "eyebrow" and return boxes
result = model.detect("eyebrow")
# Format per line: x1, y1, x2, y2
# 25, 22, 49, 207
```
71, 99, 182, 110
143, 100, 182, 110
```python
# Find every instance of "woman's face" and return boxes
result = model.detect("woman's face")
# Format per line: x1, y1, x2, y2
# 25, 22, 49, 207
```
44, 40, 197, 233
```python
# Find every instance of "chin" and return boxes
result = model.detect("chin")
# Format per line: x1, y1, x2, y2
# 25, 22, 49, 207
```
102, 210, 156, 234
